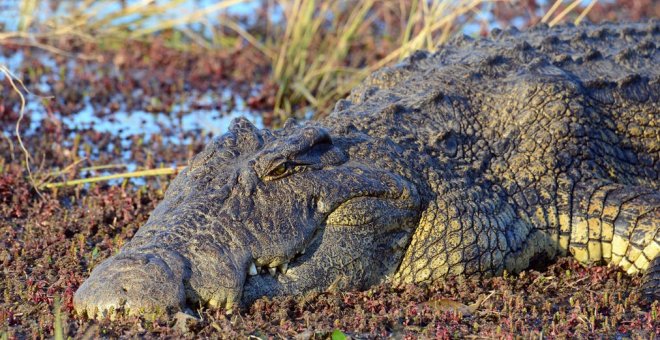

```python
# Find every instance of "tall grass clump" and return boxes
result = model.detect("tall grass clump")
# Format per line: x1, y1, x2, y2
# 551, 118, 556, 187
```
254, 0, 599, 119
266, 0, 499, 120
269, 0, 376, 118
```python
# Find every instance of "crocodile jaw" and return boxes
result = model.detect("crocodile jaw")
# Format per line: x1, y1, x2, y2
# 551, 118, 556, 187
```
73, 250, 189, 319
241, 191, 421, 305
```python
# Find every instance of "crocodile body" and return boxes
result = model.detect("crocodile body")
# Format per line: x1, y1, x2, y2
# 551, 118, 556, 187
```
75, 21, 659, 317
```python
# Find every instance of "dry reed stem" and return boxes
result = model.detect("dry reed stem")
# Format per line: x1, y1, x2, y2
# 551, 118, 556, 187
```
549, 0, 583, 27
575, 0, 598, 25
0, 65, 43, 198
43, 166, 186, 189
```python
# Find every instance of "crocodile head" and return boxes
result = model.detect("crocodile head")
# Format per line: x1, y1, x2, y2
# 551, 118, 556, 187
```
74, 117, 422, 318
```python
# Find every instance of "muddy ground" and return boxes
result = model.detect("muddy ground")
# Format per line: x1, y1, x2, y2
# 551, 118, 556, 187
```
2, 2, 660, 338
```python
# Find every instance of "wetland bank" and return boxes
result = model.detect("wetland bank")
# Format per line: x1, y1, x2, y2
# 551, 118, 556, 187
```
1, 0, 659, 338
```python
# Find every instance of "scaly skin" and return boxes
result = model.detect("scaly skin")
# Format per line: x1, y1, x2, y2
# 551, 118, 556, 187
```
74, 21, 659, 318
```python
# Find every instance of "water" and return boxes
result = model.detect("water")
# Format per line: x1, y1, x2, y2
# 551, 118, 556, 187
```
53, 89, 262, 143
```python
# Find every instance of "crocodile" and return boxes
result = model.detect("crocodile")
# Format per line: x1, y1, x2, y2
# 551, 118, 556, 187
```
74, 21, 659, 318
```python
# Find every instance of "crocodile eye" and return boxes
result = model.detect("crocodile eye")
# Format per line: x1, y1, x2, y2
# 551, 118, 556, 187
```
270, 163, 287, 176
266, 162, 291, 179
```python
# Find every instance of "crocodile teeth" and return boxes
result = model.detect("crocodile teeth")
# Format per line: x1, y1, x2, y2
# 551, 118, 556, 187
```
299, 249, 306, 255
268, 267, 277, 277
278, 263, 288, 274
248, 262, 258, 276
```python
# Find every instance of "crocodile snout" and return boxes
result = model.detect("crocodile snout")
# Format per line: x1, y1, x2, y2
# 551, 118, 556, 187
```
74, 251, 187, 318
